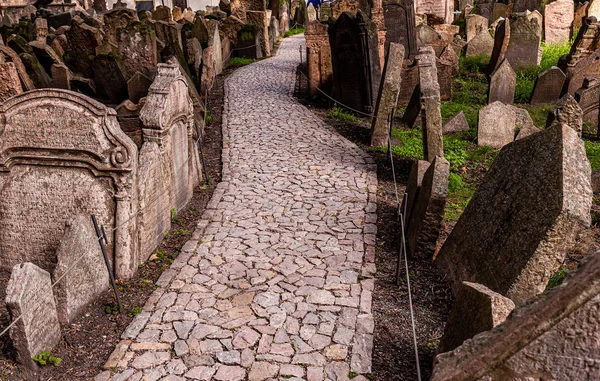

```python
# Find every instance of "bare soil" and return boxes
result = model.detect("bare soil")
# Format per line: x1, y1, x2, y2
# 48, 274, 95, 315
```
0, 70, 228, 381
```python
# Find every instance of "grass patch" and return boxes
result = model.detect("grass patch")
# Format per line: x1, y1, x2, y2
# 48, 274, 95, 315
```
284, 27, 305, 37
328, 107, 358, 124
445, 172, 475, 222
390, 127, 423, 159
229, 57, 256, 67
444, 136, 469, 169
585, 139, 600, 171
546, 266, 569, 289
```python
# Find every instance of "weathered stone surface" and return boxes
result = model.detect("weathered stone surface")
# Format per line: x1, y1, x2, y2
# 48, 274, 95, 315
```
466, 30, 494, 57
417, 46, 443, 161
544, 0, 574, 45
407, 156, 449, 259
477, 101, 516, 148
530, 66, 566, 105
432, 249, 600, 380
53, 215, 109, 325
436, 120, 592, 305
416, 0, 454, 24
504, 12, 542, 68
305, 21, 333, 97
416, 24, 444, 50
442, 111, 469, 135
65, 16, 103, 78
6, 262, 61, 368
51, 63, 71, 90
488, 58, 516, 104
0, 62, 23, 102
383, 0, 417, 58
547, 93, 583, 136
575, 76, 600, 132
371, 43, 405, 147
487, 17, 510, 73
401, 160, 430, 227
466, 14, 489, 42
439, 281, 515, 353
492, 2, 507, 22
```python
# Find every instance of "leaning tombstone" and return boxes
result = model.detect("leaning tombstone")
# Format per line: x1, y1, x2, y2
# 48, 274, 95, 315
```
478, 101, 516, 148
401, 160, 431, 227
53, 216, 110, 325
6, 262, 62, 368
437, 103, 592, 305
417, 46, 444, 161
574, 76, 600, 133
488, 58, 516, 104
466, 14, 489, 42
407, 156, 449, 259
370, 43, 405, 147
530, 66, 566, 105
439, 281, 515, 353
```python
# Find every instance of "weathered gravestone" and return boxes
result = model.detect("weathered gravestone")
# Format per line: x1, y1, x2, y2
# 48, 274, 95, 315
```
466, 14, 489, 42
65, 16, 103, 79
34, 18, 48, 43
53, 215, 109, 325
0, 90, 138, 278
0, 62, 23, 102
401, 160, 430, 226
487, 17, 510, 73
478, 101, 516, 148
417, 46, 444, 161
432, 249, 600, 381
466, 30, 494, 57
488, 58, 516, 104
439, 281, 515, 353
247, 11, 271, 58
492, 2, 507, 22
371, 43, 405, 147
329, 11, 382, 113
416, 24, 445, 53
6, 262, 61, 368
433, 24, 459, 42
307, 3, 317, 22
415, 0, 454, 24
530, 66, 566, 105
575, 76, 600, 133
383, 0, 417, 58
92, 45, 129, 104
437, 110, 592, 305
443, 111, 469, 134
115, 18, 158, 82
504, 12, 542, 69
513, 0, 542, 12
51, 63, 71, 90
544, 0, 574, 45
305, 21, 333, 96
565, 47, 600, 95
407, 156, 449, 259
588, 0, 600, 19
574, 1, 589, 30
548, 93, 583, 136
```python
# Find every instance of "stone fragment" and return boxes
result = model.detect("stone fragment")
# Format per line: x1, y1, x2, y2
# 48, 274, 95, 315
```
442, 111, 470, 135
53, 215, 109, 325
488, 58, 516, 104
0, 62, 23, 102
248, 361, 279, 381
439, 281, 515, 352
50, 63, 71, 90
436, 119, 592, 305
6, 263, 61, 368
544, 0, 574, 44
370, 43, 405, 147
575, 76, 600, 132
478, 101, 516, 148
547, 93, 583, 136
530, 66, 566, 105
417, 46, 443, 161
407, 156, 449, 259
432, 249, 600, 380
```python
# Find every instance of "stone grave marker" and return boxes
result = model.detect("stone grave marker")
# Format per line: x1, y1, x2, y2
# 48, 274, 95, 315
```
416, 0, 454, 24
588, 0, 600, 19
306, 21, 333, 96
547, 93, 583, 136
443, 111, 469, 134
565, 47, 600, 95
417, 46, 443, 161
504, 12, 542, 69
488, 58, 516, 104
0, 62, 23, 102
439, 281, 515, 353
488, 18, 510, 73
6, 262, 62, 368
530, 66, 566, 105
371, 43, 405, 147
466, 30, 494, 57
401, 160, 430, 226
513, 0, 542, 12
544, 0, 574, 45
478, 101, 516, 148
53, 215, 109, 325
50, 63, 71, 90
307, 3, 317, 22
437, 111, 592, 305
492, 2, 507, 22
575, 76, 600, 132
574, 1, 589, 30
466, 14, 489, 42
383, 0, 417, 58
34, 18, 48, 43
407, 156, 449, 259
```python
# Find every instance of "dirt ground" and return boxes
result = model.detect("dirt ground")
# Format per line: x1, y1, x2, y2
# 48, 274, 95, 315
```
0, 70, 228, 381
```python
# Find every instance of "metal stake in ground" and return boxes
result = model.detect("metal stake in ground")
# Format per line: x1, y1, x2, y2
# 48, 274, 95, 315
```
91, 215, 123, 313
195, 121, 210, 183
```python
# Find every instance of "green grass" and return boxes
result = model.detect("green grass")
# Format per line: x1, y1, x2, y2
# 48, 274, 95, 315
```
390, 128, 423, 159
546, 266, 569, 289
284, 27, 305, 37
585, 140, 600, 171
229, 57, 256, 67
328, 107, 358, 124
445, 172, 475, 222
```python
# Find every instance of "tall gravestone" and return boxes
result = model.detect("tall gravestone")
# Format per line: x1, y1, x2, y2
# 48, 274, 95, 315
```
383, 0, 417, 58
371, 43, 405, 147
488, 18, 510, 73
415, 0, 454, 24
437, 112, 592, 305
305, 21, 333, 96
417, 46, 444, 161
329, 11, 382, 113
6, 262, 62, 368
0, 90, 138, 278
544, 0, 574, 45
488, 58, 516, 104
504, 12, 542, 69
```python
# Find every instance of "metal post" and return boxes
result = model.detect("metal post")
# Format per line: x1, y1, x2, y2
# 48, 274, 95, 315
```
91, 215, 123, 313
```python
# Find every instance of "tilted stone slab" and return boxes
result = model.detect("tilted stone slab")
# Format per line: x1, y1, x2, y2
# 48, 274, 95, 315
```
417, 46, 444, 161
488, 58, 516, 104
6, 262, 61, 368
436, 121, 592, 305
432, 249, 600, 380
478, 101, 516, 148
371, 43, 405, 147
407, 156, 449, 259
530, 66, 566, 105
400, 159, 430, 227
439, 281, 515, 353
466, 29, 494, 57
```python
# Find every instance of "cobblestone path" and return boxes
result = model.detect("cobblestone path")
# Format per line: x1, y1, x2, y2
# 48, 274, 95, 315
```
100, 35, 378, 381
